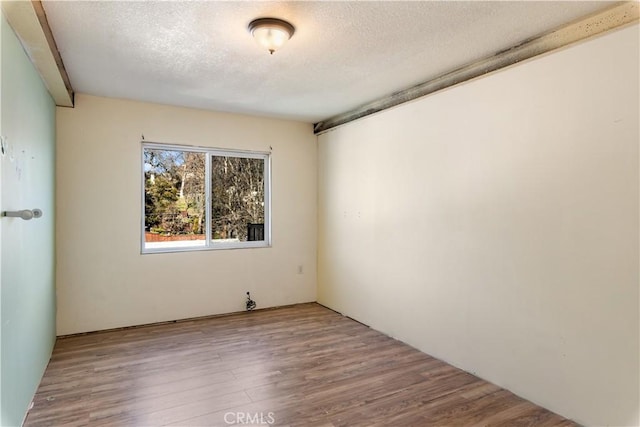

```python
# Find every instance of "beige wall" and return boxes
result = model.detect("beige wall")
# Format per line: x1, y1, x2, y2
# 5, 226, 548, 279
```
57, 94, 317, 335
318, 25, 639, 426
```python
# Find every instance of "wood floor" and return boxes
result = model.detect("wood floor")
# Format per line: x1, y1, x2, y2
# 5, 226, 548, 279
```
25, 303, 576, 427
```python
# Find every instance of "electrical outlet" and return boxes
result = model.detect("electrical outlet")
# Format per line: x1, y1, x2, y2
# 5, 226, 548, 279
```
297, 265, 303, 274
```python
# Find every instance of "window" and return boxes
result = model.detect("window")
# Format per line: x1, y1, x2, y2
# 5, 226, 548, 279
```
142, 143, 270, 253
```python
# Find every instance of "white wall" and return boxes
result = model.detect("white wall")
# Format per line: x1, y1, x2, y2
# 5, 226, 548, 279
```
57, 94, 317, 335
318, 25, 639, 426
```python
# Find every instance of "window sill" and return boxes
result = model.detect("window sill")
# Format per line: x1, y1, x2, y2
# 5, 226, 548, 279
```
141, 240, 271, 254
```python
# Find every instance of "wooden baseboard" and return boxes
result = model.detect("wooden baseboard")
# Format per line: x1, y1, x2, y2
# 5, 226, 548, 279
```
56, 301, 318, 339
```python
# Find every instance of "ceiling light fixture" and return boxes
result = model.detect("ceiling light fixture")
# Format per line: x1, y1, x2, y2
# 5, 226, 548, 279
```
248, 18, 295, 55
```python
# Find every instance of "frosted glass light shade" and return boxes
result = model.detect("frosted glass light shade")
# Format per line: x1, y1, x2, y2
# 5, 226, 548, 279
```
248, 18, 295, 55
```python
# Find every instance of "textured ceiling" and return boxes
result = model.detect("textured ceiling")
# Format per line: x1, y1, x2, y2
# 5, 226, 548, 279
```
42, 1, 616, 123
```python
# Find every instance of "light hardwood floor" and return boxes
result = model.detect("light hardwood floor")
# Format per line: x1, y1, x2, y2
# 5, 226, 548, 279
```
25, 303, 576, 426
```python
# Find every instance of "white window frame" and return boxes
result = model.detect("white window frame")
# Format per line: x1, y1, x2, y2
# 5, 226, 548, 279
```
141, 142, 271, 254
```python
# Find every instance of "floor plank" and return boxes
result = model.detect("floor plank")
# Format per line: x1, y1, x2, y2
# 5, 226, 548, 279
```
25, 303, 576, 427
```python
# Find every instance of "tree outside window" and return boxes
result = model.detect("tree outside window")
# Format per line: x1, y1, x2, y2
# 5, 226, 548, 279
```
142, 144, 270, 252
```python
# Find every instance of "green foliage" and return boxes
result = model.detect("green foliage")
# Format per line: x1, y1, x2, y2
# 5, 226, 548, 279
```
144, 149, 205, 236
144, 148, 265, 241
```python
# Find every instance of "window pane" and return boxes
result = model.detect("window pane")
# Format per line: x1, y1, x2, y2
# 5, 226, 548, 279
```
143, 148, 206, 250
211, 156, 265, 242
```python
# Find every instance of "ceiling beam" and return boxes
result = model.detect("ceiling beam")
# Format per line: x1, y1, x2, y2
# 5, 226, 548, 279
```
1, 0, 74, 107
313, 1, 639, 135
